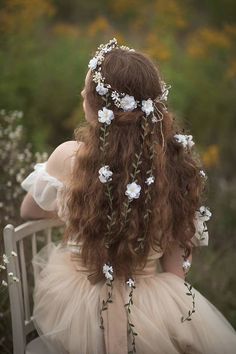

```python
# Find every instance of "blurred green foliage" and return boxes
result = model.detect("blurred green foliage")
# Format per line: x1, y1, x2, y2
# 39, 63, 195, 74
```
0, 0, 236, 350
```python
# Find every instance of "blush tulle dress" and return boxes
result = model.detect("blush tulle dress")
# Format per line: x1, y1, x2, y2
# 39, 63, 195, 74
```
21, 160, 236, 354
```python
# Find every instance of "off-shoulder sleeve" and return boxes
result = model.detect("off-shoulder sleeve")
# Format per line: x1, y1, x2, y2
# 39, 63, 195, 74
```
191, 209, 210, 247
21, 162, 64, 212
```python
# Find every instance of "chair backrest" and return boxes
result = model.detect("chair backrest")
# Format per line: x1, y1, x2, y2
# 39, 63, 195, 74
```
3, 218, 64, 354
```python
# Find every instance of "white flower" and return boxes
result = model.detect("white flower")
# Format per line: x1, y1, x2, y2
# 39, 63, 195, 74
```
151, 115, 158, 123
3, 254, 9, 264
1, 280, 8, 287
126, 278, 135, 288
96, 83, 108, 96
199, 206, 212, 222
125, 182, 141, 200
88, 57, 98, 70
174, 134, 195, 149
98, 107, 114, 125
141, 99, 154, 116
98, 165, 113, 183
0, 265, 6, 270
8, 272, 13, 277
103, 264, 113, 281
159, 82, 171, 101
145, 176, 155, 185
120, 95, 137, 111
199, 170, 207, 179
13, 276, 20, 282
93, 71, 103, 84
11, 251, 17, 257
182, 259, 191, 271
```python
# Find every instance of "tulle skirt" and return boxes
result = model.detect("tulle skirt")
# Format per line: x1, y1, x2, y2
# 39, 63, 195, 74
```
32, 243, 236, 354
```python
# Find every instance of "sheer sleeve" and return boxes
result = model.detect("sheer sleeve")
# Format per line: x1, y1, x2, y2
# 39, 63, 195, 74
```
21, 162, 64, 212
191, 209, 210, 247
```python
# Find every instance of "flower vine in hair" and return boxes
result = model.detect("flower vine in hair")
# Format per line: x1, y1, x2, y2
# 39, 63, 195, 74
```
125, 278, 137, 354
181, 205, 212, 322
100, 263, 114, 330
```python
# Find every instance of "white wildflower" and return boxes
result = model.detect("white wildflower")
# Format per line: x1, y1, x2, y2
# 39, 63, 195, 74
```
98, 107, 114, 125
174, 134, 195, 149
11, 251, 17, 257
98, 165, 113, 183
1, 280, 8, 287
199, 206, 212, 222
3, 254, 9, 264
125, 182, 141, 200
13, 276, 20, 282
145, 176, 155, 185
120, 95, 137, 112
8, 272, 13, 277
103, 264, 113, 281
141, 99, 154, 116
0, 265, 6, 270
199, 170, 207, 179
88, 57, 98, 70
96, 83, 108, 96
182, 259, 191, 271
126, 278, 135, 288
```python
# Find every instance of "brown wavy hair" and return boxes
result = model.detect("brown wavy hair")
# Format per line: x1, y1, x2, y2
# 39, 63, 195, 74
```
64, 48, 205, 281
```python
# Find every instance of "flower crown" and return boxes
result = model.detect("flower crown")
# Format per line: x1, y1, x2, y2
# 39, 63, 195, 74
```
87, 38, 211, 352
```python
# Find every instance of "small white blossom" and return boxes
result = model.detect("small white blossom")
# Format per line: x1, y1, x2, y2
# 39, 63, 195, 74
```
182, 259, 191, 271
120, 95, 137, 112
199, 206, 212, 222
98, 107, 114, 125
174, 134, 195, 149
151, 115, 158, 123
159, 82, 171, 101
93, 71, 103, 84
8, 272, 13, 277
125, 182, 141, 200
0, 265, 6, 270
3, 254, 9, 264
126, 278, 135, 288
1, 280, 8, 287
199, 170, 207, 179
141, 99, 154, 116
96, 83, 108, 96
98, 165, 113, 183
88, 57, 98, 70
145, 176, 155, 185
13, 276, 20, 282
11, 251, 17, 257
103, 264, 113, 281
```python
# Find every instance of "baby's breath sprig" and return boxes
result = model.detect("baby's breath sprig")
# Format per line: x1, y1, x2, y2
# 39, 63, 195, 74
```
181, 282, 196, 322
125, 278, 137, 354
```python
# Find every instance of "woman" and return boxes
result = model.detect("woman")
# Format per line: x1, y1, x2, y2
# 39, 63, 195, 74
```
21, 39, 236, 354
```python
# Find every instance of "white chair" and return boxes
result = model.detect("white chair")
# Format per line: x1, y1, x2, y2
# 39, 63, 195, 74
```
3, 218, 64, 354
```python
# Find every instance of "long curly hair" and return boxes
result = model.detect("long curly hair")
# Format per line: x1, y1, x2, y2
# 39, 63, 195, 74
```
64, 48, 205, 281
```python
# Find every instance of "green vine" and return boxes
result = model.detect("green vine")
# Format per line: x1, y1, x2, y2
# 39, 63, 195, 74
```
100, 277, 114, 329
181, 282, 196, 322
125, 281, 137, 353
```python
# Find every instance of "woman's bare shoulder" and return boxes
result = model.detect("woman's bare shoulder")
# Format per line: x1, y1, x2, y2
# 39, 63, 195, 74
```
46, 140, 84, 183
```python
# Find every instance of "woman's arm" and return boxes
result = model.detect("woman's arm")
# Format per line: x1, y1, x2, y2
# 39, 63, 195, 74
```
20, 140, 79, 221
20, 193, 57, 220
160, 240, 192, 279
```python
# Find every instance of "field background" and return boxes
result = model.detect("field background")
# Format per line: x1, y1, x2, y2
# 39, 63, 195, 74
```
0, 0, 236, 352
